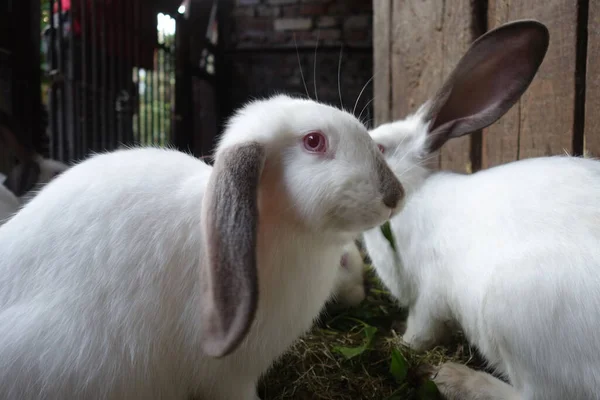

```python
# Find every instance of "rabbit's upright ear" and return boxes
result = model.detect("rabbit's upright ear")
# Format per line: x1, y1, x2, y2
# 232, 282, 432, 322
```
200, 141, 265, 358
3, 162, 41, 197
423, 20, 550, 153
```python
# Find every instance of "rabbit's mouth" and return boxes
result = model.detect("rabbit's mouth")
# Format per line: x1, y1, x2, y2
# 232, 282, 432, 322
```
326, 204, 395, 234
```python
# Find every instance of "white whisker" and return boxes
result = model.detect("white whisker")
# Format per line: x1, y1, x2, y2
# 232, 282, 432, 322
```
353, 74, 375, 117
313, 30, 321, 102
294, 34, 310, 99
338, 44, 344, 111
358, 97, 375, 124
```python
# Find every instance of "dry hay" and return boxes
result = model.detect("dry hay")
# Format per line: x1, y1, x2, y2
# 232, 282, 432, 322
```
258, 268, 489, 400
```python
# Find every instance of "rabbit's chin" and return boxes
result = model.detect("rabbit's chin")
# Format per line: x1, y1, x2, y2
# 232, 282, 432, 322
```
328, 207, 394, 234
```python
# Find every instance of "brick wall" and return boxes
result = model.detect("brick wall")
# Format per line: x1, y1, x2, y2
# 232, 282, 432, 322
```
221, 0, 374, 125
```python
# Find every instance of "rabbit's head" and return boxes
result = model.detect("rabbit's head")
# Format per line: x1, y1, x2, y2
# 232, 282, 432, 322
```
370, 20, 549, 196
216, 94, 404, 233
200, 94, 404, 357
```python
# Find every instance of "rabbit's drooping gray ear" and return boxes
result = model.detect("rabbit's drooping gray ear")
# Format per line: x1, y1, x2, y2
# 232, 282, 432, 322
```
423, 19, 550, 153
200, 141, 265, 358
3, 161, 41, 197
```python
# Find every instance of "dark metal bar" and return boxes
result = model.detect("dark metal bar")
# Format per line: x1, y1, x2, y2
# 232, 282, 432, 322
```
151, 52, 156, 146
169, 50, 174, 145
164, 51, 170, 146
69, 0, 78, 160
100, 0, 107, 151
110, 0, 118, 149
145, 67, 150, 146
117, 1, 126, 144
126, 0, 132, 145
163, 51, 169, 146
90, 0, 98, 152
57, 0, 66, 161
157, 27, 162, 147
48, 0, 58, 159
80, 0, 87, 157
134, 0, 141, 145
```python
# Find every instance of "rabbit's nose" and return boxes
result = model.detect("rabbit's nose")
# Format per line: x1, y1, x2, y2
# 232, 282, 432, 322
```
376, 156, 404, 210
377, 161, 404, 210
383, 190, 400, 209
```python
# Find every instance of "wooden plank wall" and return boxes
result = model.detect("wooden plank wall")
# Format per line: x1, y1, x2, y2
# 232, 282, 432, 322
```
373, 0, 590, 172
586, 0, 600, 157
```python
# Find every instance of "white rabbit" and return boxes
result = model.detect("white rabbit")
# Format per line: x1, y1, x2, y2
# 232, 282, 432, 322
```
0, 117, 70, 203
0, 94, 404, 400
332, 241, 366, 307
363, 19, 600, 400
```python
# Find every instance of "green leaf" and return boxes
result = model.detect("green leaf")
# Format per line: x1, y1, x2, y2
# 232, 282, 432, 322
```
417, 380, 441, 400
389, 348, 408, 383
332, 325, 378, 360
363, 325, 378, 345
380, 221, 397, 252
332, 345, 368, 360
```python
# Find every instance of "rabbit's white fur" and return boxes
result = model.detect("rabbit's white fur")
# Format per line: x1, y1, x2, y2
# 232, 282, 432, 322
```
363, 20, 599, 400
332, 241, 366, 307
0, 94, 403, 400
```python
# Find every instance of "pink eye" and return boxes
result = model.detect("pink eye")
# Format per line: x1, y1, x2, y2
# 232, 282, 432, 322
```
377, 144, 385, 153
303, 131, 328, 153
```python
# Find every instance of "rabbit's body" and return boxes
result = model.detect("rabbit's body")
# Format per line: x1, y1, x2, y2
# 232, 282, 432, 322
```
365, 156, 600, 399
363, 20, 598, 399
0, 147, 350, 399
0, 95, 403, 400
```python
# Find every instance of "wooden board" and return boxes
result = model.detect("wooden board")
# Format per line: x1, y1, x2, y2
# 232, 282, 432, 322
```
483, 0, 578, 168
390, 0, 443, 121
373, 0, 392, 127
585, 0, 600, 157
388, 1, 475, 172
438, 0, 478, 173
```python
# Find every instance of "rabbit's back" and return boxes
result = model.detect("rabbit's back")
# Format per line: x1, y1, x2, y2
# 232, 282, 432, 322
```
409, 156, 600, 275
404, 156, 600, 396
0, 147, 212, 399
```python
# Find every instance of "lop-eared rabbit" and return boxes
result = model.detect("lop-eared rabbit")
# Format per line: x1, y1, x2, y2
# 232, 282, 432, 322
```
0, 94, 403, 399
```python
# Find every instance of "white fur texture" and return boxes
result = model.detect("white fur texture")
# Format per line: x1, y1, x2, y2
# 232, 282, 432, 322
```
363, 107, 600, 400
332, 241, 366, 307
0, 94, 402, 400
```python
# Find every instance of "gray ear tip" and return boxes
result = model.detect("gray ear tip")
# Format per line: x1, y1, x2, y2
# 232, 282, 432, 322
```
201, 304, 257, 358
520, 19, 550, 50
478, 20, 550, 72
496, 19, 550, 48
201, 336, 232, 359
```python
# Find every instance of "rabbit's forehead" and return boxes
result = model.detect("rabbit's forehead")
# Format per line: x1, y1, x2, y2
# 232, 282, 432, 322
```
217, 96, 370, 151
371, 120, 414, 141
